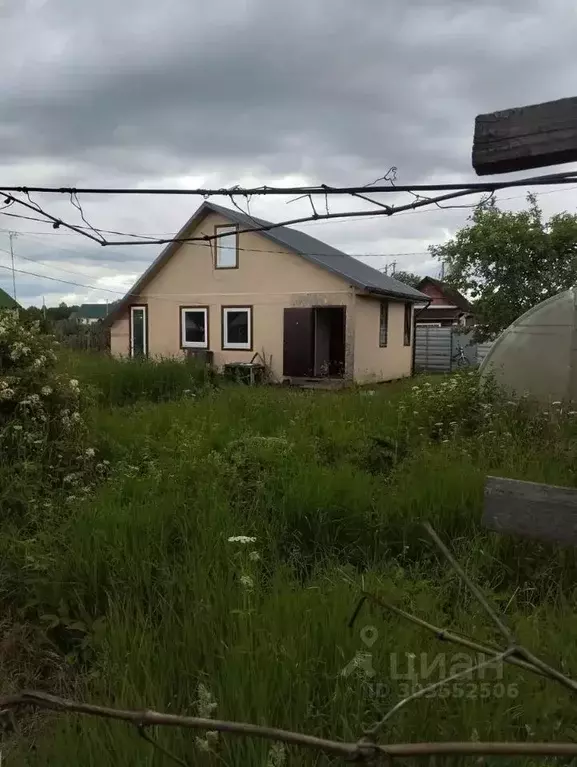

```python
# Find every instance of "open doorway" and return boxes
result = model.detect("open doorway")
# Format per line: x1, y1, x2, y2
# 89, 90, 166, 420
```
283, 306, 346, 378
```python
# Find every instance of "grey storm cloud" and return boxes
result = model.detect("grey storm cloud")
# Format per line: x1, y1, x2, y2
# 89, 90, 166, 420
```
1, 0, 577, 304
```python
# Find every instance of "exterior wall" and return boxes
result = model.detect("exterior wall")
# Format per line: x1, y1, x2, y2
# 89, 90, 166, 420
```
353, 296, 413, 383
419, 282, 447, 305
110, 211, 354, 381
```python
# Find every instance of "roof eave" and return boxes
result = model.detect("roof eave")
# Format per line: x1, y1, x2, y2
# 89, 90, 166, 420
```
364, 286, 430, 302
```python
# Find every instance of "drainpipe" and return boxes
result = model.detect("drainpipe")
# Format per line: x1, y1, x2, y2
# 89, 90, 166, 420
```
411, 299, 432, 376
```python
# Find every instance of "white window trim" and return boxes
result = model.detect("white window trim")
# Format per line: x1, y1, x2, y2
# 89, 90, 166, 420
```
130, 305, 148, 357
180, 307, 208, 349
215, 225, 238, 269
222, 306, 252, 350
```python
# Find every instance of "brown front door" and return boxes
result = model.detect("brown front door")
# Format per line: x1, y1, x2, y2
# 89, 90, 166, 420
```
283, 308, 314, 377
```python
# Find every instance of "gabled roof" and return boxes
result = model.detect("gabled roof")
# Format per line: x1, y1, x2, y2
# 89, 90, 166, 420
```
105, 202, 428, 324
0, 287, 19, 310
417, 276, 475, 314
72, 303, 116, 320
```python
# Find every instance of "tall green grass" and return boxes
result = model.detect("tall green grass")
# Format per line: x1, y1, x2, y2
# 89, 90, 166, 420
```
57, 350, 218, 407
5, 360, 577, 766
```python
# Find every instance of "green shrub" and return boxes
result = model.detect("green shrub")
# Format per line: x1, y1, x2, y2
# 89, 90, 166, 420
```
0, 311, 101, 520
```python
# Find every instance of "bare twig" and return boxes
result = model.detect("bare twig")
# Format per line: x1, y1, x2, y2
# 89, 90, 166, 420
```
5, 690, 577, 761
422, 522, 516, 645
356, 591, 547, 679
364, 650, 514, 738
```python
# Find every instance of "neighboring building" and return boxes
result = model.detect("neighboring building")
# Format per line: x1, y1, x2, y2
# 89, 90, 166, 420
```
104, 202, 428, 384
0, 287, 19, 310
415, 276, 475, 327
70, 303, 115, 324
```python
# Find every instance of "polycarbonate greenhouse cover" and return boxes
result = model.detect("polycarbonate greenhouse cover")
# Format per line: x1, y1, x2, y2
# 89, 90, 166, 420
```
480, 287, 577, 403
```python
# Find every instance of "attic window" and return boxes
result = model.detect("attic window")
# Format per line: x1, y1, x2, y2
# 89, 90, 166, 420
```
215, 225, 238, 269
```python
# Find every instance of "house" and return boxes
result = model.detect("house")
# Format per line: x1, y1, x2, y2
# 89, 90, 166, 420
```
0, 287, 19, 310
104, 202, 428, 384
415, 277, 475, 327
70, 303, 115, 324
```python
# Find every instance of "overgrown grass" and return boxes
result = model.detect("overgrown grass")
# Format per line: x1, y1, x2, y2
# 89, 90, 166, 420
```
57, 349, 219, 406
4, 354, 577, 766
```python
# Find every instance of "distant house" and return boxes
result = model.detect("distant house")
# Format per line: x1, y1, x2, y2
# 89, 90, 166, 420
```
415, 277, 475, 327
0, 288, 19, 310
70, 303, 115, 325
104, 201, 428, 384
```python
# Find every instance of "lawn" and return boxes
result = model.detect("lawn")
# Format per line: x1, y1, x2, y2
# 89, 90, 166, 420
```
3, 343, 577, 766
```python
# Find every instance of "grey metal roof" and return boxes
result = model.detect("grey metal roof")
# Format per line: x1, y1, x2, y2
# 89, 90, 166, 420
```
206, 202, 428, 301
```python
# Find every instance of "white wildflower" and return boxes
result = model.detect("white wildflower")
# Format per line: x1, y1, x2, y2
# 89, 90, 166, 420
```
196, 682, 217, 718
71, 411, 81, 422
249, 550, 260, 562
69, 379, 80, 390
195, 737, 211, 752
85, 447, 95, 458
41, 385, 52, 396
228, 536, 257, 544
267, 742, 287, 767
0, 387, 14, 400
12, 424, 22, 431
205, 731, 219, 746
240, 574, 254, 589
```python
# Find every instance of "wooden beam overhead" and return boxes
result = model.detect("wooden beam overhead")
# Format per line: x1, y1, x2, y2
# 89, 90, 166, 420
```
472, 96, 577, 175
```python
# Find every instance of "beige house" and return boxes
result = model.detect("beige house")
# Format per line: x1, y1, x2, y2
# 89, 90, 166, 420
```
105, 202, 428, 384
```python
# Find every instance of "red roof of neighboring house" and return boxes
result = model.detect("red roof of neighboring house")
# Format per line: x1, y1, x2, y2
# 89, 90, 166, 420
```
417, 276, 475, 314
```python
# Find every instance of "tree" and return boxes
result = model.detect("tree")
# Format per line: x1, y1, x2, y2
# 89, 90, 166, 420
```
391, 270, 422, 289
429, 193, 577, 341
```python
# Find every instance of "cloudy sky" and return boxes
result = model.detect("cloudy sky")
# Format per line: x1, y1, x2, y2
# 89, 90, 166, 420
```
0, 0, 576, 307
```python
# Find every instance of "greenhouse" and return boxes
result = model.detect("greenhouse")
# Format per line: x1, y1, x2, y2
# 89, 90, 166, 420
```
480, 287, 577, 403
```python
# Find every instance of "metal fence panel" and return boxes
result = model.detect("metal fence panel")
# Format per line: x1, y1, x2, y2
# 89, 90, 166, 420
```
415, 326, 453, 372
415, 327, 486, 372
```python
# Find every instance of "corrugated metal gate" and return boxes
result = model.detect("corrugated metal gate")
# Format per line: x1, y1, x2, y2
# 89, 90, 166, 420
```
415, 327, 490, 372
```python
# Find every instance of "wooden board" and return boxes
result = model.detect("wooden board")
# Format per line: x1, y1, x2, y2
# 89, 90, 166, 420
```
472, 97, 577, 175
482, 476, 577, 546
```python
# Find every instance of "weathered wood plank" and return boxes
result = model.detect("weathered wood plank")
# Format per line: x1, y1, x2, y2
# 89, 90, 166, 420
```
482, 475, 577, 546
472, 97, 577, 175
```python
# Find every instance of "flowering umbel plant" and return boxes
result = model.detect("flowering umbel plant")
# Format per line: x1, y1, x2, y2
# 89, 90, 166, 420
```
0, 310, 100, 516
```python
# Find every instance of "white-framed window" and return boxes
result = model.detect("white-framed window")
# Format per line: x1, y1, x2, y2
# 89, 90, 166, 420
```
222, 306, 252, 350
215, 225, 238, 269
130, 305, 148, 357
180, 307, 209, 348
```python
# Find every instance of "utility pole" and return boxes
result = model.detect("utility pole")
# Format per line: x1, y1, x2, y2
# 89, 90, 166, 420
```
9, 232, 17, 306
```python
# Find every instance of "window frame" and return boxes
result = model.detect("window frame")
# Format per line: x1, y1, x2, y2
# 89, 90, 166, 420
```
129, 304, 148, 358
221, 305, 252, 351
379, 300, 389, 347
403, 302, 413, 346
180, 306, 209, 349
214, 224, 239, 269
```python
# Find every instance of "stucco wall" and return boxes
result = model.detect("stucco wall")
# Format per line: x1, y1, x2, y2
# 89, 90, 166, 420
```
353, 296, 413, 383
110, 210, 415, 383
110, 211, 354, 381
